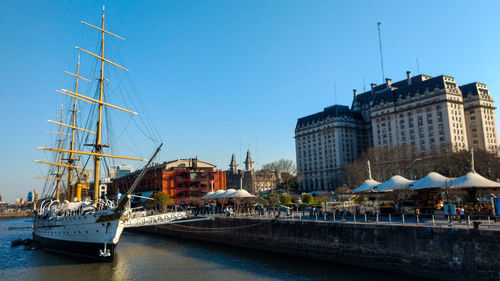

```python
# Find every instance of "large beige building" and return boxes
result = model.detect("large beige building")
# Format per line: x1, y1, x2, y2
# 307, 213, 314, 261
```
295, 105, 370, 191
370, 73, 469, 151
295, 71, 499, 192
461, 82, 498, 152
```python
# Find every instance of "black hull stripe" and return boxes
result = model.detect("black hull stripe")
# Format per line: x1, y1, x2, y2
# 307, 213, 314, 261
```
33, 233, 117, 261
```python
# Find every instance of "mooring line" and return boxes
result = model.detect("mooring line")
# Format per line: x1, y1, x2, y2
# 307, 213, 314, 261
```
154, 218, 277, 232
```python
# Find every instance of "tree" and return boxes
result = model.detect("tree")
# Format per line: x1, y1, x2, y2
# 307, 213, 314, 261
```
315, 196, 327, 209
279, 194, 292, 205
268, 193, 280, 205
302, 193, 314, 204
150, 192, 173, 211
277, 173, 298, 193
315, 196, 327, 203
262, 159, 296, 175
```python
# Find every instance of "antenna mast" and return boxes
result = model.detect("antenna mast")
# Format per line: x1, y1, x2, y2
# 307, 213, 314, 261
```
334, 82, 337, 104
377, 22, 385, 83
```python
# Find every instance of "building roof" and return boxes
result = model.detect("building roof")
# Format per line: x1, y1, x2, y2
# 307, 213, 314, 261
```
296, 105, 363, 128
353, 74, 436, 108
352, 91, 372, 108
162, 158, 216, 170
371, 75, 448, 106
459, 82, 488, 98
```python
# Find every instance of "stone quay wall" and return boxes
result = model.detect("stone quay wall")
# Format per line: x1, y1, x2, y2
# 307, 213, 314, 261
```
136, 218, 499, 280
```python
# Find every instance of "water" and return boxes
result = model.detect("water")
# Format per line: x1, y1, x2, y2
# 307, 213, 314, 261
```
1, 218, 425, 281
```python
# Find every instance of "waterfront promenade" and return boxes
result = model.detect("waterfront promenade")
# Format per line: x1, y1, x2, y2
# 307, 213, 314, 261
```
191, 210, 500, 231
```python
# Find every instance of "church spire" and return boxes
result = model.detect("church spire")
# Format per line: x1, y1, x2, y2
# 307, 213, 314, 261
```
244, 150, 254, 172
229, 154, 238, 174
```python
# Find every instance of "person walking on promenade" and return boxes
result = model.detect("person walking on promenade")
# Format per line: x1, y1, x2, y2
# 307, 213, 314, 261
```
459, 207, 465, 223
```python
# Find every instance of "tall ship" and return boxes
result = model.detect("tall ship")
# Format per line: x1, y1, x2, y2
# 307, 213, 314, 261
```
33, 7, 162, 261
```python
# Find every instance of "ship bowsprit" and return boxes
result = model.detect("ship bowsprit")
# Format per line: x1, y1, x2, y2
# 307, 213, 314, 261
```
124, 211, 188, 228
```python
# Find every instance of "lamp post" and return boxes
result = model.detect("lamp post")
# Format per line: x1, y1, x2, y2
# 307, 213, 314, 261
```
445, 179, 453, 226
412, 158, 422, 180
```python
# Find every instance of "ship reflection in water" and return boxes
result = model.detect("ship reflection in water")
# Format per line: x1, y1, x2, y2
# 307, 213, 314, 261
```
1, 218, 422, 281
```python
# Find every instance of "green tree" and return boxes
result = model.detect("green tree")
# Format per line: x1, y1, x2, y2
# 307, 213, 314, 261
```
315, 196, 327, 204
279, 194, 292, 205
268, 193, 280, 205
302, 194, 314, 204
150, 192, 173, 211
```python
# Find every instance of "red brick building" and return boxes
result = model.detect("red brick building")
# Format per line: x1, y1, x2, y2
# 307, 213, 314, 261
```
107, 158, 226, 200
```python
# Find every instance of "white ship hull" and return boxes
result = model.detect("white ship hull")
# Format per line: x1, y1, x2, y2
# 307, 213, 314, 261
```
33, 210, 125, 261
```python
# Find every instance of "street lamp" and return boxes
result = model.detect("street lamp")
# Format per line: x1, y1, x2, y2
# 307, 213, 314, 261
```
412, 158, 422, 180
445, 179, 453, 226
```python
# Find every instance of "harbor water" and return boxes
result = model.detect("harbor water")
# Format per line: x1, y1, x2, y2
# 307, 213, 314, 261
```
1, 218, 423, 281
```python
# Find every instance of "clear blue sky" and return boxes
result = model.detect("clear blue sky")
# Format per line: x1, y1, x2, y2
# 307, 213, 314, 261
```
1, 0, 500, 202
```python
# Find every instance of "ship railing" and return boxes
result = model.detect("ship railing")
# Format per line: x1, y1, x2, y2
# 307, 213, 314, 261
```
123, 211, 188, 228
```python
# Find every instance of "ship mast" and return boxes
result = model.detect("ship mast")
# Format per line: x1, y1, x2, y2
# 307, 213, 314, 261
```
55, 105, 64, 201
38, 6, 145, 204
92, 6, 106, 204
66, 55, 90, 201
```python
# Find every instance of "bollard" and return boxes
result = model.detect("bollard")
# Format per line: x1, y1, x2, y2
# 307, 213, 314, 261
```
364, 213, 367, 223
488, 216, 491, 225
389, 214, 392, 224
402, 214, 405, 224
432, 215, 435, 226
467, 216, 471, 228
376, 213, 379, 223
333, 213, 336, 222
354, 213, 356, 223
324, 213, 326, 220
416, 214, 419, 224
315, 214, 318, 221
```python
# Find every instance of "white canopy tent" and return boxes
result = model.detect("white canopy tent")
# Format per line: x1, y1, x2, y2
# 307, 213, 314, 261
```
214, 188, 237, 199
203, 189, 226, 199
353, 179, 381, 193
411, 172, 452, 190
451, 172, 500, 189
202, 191, 215, 199
374, 175, 414, 192
227, 189, 255, 198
